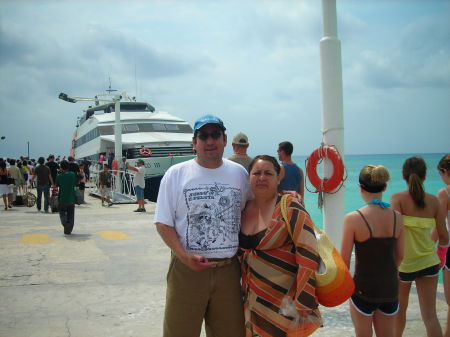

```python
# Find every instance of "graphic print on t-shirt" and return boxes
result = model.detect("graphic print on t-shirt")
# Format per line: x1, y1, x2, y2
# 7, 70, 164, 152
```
184, 183, 242, 253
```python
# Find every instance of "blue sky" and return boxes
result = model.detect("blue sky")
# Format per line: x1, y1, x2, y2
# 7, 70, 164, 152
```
0, 0, 449, 159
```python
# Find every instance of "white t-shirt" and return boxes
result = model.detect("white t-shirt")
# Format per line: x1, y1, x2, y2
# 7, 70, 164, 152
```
134, 165, 145, 188
154, 158, 251, 258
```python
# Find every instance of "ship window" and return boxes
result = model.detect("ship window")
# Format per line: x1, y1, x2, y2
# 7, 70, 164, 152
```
179, 124, 193, 132
166, 124, 193, 133
139, 124, 153, 132
165, 124, 179, 131
99, 126, 114, 135
123, 124, 139, 133
153, 123, 166, 131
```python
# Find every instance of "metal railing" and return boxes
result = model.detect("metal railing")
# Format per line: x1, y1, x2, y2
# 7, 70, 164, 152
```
89, 169, 137, 204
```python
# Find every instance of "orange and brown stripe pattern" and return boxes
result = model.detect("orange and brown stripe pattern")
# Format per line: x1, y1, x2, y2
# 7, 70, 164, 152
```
239, 195, 322, 337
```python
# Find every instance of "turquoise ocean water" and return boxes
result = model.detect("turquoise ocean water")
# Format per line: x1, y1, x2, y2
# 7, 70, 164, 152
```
293, 152, 447, 282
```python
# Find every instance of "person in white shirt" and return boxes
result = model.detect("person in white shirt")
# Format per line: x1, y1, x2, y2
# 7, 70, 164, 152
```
126, 159, 146, 212
154, 114, 250, 337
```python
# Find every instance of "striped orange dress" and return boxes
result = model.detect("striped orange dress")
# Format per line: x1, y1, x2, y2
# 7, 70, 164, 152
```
239, 195, 322, 337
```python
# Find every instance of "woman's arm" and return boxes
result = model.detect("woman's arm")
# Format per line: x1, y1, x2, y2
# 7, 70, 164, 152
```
340, 213, 355, 269
437, 188, 449, 229
394, 211, 405, 266
433, 195, 449, 246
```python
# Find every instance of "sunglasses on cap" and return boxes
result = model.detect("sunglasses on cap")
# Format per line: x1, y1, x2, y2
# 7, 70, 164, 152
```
197, 131, 222, 141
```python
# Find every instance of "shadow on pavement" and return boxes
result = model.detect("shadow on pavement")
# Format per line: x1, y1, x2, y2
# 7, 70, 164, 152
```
64, 233, 92, 242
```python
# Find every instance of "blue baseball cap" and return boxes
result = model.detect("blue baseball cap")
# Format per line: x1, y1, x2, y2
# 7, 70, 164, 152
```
193, 114, 226, 135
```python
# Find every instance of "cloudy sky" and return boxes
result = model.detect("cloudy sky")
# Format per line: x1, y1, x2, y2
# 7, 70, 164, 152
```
0, 0, 449, 159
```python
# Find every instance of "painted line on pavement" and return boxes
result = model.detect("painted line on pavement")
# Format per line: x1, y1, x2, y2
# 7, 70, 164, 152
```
21, 234, 53, 245
95, 231, 130, 240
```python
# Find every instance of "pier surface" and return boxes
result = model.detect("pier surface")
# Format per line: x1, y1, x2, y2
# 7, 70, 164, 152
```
0, 193, 447, 337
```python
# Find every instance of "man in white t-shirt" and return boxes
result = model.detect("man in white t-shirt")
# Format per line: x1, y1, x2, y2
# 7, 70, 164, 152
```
126, 159, 146, 212
154, 114, 250, 337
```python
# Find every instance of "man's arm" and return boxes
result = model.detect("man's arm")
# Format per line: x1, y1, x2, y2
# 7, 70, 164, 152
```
126, 163, 138, 172
279, 165, 285, 183
29, 167, 37, 185
299, 167, 305, 201
156, 222, 217, 271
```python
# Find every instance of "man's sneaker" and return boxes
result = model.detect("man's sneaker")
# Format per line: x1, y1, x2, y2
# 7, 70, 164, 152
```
108, 202, 113, 207
142, 208, 146, 212
133, 208, 143, 212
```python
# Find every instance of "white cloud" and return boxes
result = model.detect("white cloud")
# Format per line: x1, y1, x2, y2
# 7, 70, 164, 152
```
0, 0, 449, 159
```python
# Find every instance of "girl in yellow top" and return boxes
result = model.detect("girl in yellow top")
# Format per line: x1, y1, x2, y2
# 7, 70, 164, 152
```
390, 156, 448, 337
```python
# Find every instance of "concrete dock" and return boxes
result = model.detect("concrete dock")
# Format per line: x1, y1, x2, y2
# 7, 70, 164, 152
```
0, 193, 447, 337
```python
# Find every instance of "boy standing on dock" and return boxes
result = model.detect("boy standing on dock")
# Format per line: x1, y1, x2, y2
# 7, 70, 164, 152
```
55, 160, 77, 235
98, 164, 113, 207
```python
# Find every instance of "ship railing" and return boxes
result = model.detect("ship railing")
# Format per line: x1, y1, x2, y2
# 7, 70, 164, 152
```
88, 169, 138, 204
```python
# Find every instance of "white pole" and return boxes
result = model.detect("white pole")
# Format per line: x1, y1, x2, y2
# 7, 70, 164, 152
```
114, 95, 122, 194
319, 0, 345, 246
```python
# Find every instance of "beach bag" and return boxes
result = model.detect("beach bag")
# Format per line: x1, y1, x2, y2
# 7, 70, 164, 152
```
22, 192, 36, 207
280, 194, 354, 307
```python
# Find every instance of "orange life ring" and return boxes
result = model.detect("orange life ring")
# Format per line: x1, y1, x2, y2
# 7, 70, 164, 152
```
306, 145, 345, 193
139, 147, 152, 157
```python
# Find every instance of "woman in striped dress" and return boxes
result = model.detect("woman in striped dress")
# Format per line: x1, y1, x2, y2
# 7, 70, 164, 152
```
239, 155, 321, 337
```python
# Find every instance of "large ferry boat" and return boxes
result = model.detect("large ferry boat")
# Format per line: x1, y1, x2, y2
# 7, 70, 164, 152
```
71, 97, 196, 201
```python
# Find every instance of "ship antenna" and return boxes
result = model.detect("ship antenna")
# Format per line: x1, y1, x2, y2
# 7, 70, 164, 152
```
106, 77, 118, 94
134, 41, 138, 100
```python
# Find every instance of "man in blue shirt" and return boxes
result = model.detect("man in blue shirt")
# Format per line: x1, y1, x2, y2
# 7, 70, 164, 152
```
277, 141, 305, 203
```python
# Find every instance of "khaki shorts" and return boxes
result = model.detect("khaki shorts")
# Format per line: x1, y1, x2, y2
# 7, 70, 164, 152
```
163, 254, 245, 337
99, 186, 111, 198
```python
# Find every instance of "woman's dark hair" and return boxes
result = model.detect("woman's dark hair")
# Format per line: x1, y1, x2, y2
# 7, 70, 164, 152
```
437, 154, 450, 172
402, 156, 427, 208
248, 155, 281, 175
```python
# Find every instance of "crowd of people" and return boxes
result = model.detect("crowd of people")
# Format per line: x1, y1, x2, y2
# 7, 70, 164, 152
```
1, 153, 148, 232
1, 114, 449, 336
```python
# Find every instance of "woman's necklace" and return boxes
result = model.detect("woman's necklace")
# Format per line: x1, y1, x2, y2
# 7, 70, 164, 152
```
366, 199, 390, 209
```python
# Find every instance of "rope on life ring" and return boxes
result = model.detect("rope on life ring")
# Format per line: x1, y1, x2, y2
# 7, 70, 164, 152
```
305, 145, 346, 193
139, 147, 152, 157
